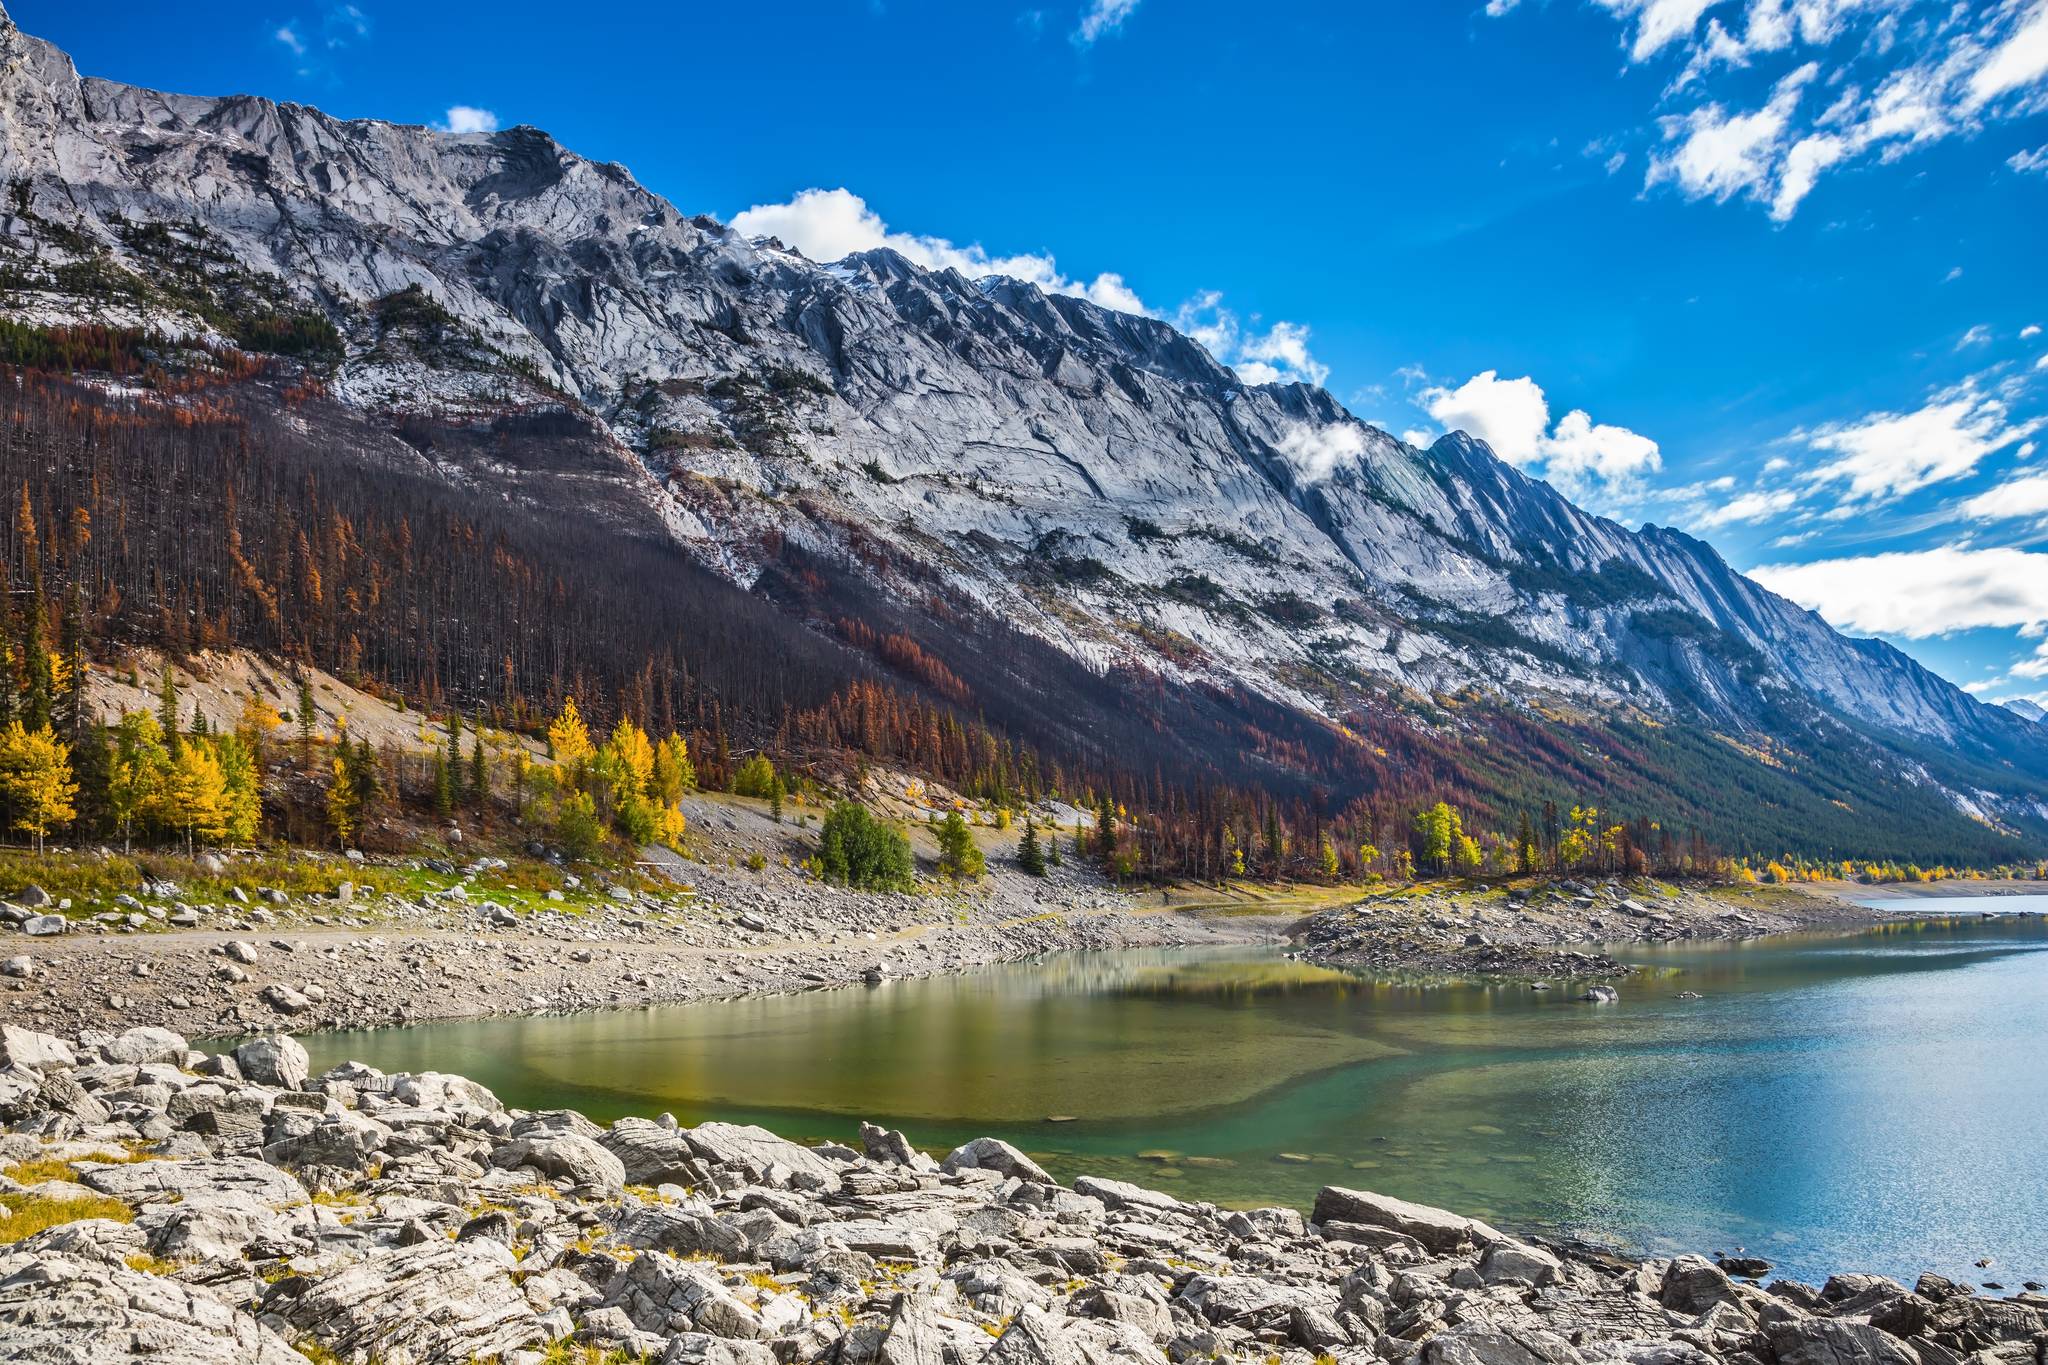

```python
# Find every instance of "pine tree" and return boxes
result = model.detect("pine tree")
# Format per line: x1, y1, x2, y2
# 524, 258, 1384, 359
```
936, 809, 985, 881
54, 586, 84, 740
1046, 827, 1063, 868
1516, 810, 1538, 875
69, 719, 110, 839
768, 775, 785, 823
468, 736, 487, 804
0, 721, 75, 852
431, 750, 454, 816
13, 486, 50, 732
1095, 795, 1116, 868
157, 668, 182, 756
1017, 818, 1046, 877
295, 674, 317, 767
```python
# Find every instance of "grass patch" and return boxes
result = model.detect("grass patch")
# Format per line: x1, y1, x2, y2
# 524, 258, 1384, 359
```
0, 1190, 133, 1242
124, 1251, 181, 1275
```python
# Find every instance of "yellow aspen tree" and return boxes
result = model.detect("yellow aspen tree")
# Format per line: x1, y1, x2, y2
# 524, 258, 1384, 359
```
0, 721, 76, 852
163, 741, 230, 852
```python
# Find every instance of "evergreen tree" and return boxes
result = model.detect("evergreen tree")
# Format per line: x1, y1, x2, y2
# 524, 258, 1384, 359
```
1095, 795, 1116, 868
1017, 818, 1046, 877
295, 674, 317, 767
431, 750, 454, 816
1516, 810, 1538, 875
69, 719, 110, 839
468, 736, 488, 804
1046, 827, 1063, 868
54, 586, 84, 740
13, 486, 50, 732
157, 668, 182, 756
768, 774, 785, 823
936, 809, 985, 881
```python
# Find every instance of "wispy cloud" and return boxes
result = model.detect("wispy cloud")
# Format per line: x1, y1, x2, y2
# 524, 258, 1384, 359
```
1073, 0, 1139, 46
1489, 0, 2048, 220
728, 187, 1330, 388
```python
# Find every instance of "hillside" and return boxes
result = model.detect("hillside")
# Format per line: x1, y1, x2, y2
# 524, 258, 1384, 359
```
0, 2, 2043, 868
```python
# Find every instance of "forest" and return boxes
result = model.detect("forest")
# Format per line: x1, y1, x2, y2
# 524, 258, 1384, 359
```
0, 326, 2040, 882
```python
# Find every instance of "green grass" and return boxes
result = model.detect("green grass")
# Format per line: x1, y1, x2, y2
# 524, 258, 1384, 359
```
0, 1191, 133, 1242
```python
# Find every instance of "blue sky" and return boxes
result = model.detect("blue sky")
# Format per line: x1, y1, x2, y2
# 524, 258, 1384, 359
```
15, 0, 2048, 703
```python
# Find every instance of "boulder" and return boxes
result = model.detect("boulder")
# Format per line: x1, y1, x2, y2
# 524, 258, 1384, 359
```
0, 1024, 74, 1071
233, 1035, 309, 1090
942, 1136, 1052, 1184
1479, 1238, 1564, 1287
491, 1132, 627, 1192
80, 1156, 308, 1210
1311, 1186, 1501, 1254
100, 1027, 188, 1066
21, 914, 67, 936
682, 1121, 843, 1188
603, 1116, 712, 1187
1423, 1328, 1585, 1365
1661, 1255, 1741, 1315
1767, 1320, 1919, 1365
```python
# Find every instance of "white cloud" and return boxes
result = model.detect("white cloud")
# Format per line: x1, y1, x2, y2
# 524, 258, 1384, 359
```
1416, 369, 1662, 495
1508, 1, 2048, 219
1418, 371, 1551, 465
1750, 545, 2048, 638
1074, 0, 1139, 45
438, 106, 499, 135
729, 189, 1329, 386
1235, 322, 1329, 388
1960, 470, 2048, 520
1273, 421, 1368, 483
274, 24, 307, 57
1957, 323, 1994, 348
2023, 323, 2044, 338
1798, 382, 2041, 503
730, 187, 1151, 314
1594, 0, 1723, 62
1699, 485, 1804, 526
1964, 0, 2048, 110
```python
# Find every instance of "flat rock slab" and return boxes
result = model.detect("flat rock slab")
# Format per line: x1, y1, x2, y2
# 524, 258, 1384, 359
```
79, 1156, 308, 1209
1312, 1185, 1501, 1254
268, 1235, 545, 1363
0, 1248, 305, 1364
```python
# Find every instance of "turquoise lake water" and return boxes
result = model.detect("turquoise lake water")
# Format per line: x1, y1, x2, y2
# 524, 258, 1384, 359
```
297, 908, 2048, 1287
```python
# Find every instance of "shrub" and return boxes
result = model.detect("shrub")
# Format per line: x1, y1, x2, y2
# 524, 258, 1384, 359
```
817, 802, 914, 892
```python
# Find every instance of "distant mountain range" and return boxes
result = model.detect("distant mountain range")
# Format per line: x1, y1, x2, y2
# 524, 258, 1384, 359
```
2, 3, 2043, 862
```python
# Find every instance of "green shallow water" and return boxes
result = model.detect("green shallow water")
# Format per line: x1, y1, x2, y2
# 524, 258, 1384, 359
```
294, 909, 2048, 1287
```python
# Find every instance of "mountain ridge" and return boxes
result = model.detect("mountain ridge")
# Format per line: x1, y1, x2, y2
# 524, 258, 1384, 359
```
2, 2, 2043, 858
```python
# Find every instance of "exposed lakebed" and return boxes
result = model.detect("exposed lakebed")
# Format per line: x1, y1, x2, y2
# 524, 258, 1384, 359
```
295, 908, 2048, 1288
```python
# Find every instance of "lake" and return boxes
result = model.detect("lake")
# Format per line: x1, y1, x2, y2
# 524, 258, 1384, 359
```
295, 907, 2048, 1288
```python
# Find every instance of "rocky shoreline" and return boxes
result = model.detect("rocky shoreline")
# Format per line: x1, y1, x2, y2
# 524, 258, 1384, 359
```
1, 859, 1266, 1042
1297, 879, 1884, 980
2, 1021, 2043, 1365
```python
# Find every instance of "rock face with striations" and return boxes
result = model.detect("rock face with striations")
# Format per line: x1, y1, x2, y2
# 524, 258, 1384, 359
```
0, 0, 2043, 834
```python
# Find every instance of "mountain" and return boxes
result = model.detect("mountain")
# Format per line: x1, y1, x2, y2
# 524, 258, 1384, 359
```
2, 4, 2043, 863
2008, 700, 2048, 725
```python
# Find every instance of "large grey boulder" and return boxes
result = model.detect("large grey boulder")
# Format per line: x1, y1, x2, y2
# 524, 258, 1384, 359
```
682, 1121, 843, 1189
233, 1034, 308, 1090
1423, 1327, 1586, 1365
613, 1204, 750, 1260
1072, 1175, 1186, 1214
1767, 1320, 1920, 1365
942, 1136, 1051, 1184
0, 1248, 305, 1363
20, 913, 66, 936
1311, 1186, 1502, 1254
1660, 1255, 1741, 1315
606, 1254, 767, 1339
99, 1026, 188, 1066
603, 1116, 711, 1186
491, 1131, 627, 1192
1479, 1238, 1564, 1287
79, 1156, 308, 1210
0, 1023, 74, 1071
